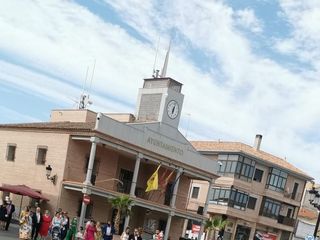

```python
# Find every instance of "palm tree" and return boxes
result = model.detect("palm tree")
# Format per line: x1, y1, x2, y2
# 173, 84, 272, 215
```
110, 195, 133, 234
205, 216, 228, 240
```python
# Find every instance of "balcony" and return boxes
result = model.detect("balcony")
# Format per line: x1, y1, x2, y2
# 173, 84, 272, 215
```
277, 215, 295, 227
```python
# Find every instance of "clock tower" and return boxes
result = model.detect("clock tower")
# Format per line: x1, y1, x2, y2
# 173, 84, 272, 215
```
135, 77, 184, 129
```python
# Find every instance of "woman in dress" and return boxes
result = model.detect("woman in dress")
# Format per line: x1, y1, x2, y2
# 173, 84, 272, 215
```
66, 217, 78, 240
84, 220, 96, 240
95, 221, 102, 240
51, 211, 63, 228
19, 206, 32, 240
120, 227, 130, 240
38, 210, 51, 239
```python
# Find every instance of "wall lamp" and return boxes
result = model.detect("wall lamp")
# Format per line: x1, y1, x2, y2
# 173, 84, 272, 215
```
308, 186, 320, 238
46, 165, 57, 185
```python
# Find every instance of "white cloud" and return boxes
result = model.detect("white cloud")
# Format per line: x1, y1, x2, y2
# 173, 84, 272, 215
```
234, 8, 263, 33
1, 0, 320, 181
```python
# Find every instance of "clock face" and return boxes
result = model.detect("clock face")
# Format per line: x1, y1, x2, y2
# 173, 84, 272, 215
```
167, 100, 179, 119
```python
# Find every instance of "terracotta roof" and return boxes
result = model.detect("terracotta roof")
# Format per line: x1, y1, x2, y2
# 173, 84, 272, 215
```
299, 207, 318, 220
191, 141, 312, 180
0, 122, 95, 131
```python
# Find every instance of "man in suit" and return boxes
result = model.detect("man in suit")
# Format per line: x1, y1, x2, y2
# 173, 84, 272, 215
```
4, 200, 15, 231
128, 228, 142, 240
102, 220, 115, 240
31, 207, 42, 240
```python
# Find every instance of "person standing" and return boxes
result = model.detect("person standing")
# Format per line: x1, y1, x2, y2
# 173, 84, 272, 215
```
61, 211, 70, 239
128, 228, 142, 240
95, 221, 102, 240
5, 200, 15, 231
66, 217, 78, 240
19, 207, 32, 240
120, 227, 130, 240
85, 220, 97, 240
0, 202, 7, 230
102, 221, 115, 240
31, 207, 42, 240
38, 210, 51, 239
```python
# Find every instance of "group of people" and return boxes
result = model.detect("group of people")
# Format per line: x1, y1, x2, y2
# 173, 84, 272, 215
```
81, 219, 115, 240
82, 219, 146, 240
19, 206, 77, 240
0, 199, 15, 231
1, 198, 167, 240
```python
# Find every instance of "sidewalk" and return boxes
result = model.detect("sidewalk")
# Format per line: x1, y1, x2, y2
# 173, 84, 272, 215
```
0, 223, 19, 240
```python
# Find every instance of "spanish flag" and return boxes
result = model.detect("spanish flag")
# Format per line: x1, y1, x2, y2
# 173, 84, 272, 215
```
145, 165, 161, 192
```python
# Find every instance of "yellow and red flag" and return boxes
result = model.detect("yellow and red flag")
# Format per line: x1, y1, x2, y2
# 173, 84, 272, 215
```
145, 165, 161, 192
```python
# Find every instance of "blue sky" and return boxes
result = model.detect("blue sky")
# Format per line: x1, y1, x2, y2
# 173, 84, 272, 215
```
1, 0, 320, 181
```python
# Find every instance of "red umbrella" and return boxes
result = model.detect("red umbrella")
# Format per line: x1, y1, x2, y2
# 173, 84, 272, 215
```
0, 184, 50, 217
0, 184, 49, 201
0, 185, 49, 201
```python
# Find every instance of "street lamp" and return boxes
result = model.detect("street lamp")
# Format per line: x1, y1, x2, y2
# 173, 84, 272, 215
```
45, 165, 57, 185
309, 186, 320, 238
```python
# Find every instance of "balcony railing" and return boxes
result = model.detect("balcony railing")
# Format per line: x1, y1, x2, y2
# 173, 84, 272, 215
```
277, 215, 295, 227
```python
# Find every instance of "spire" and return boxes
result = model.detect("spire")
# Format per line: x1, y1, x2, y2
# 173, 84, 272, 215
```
161, 40, 171, 78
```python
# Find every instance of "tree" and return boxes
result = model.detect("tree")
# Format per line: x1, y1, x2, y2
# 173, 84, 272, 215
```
204, 216, 228, 240
110, 195, 133, 234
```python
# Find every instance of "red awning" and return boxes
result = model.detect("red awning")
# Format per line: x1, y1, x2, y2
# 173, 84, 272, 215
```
0, 184, 49, 201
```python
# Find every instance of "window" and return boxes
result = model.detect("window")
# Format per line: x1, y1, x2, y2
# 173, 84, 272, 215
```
266, 168, 288, 192
228, 189, 248, 210
210, 187, 248, 210
260, 197, 281, 219
36, 146, 47, 165
191, 187, 200, 199
253, 169, 264, 182
247, 197, 257, 210
6, 144, 16, 161
235, 156, 255, 182
218, 154, 255, 182
291, 182, 299, 200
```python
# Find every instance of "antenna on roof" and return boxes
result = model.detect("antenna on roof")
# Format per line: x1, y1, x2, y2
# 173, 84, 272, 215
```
161, 39, 171, 78
152, 36, 161, 78
78, 60, 95, 109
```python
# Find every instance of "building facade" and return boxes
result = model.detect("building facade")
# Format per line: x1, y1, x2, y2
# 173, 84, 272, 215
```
0, 77, 218, 240
188, 135, 313, 240
293, 182, 319, 240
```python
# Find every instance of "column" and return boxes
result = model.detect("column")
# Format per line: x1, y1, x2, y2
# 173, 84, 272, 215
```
164, 213, 173, 240
129, 153, 142, 196
163, 168, 182, 240
124, 153, 142, 230
198, 178, 214, 240
170, 168, 183, 208
248, 223, 256, 240
79, 136, 99, 227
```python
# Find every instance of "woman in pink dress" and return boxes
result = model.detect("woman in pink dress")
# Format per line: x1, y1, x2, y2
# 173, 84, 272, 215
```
85, 220, 97, 240
38, 210, 51, 239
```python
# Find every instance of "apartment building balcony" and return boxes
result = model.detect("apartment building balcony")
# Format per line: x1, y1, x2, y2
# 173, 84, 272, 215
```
277, 215, 295, 227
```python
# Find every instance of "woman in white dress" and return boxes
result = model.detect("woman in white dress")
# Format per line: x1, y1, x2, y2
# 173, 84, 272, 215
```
120, 227, 130, 240
19, 206, 32, 240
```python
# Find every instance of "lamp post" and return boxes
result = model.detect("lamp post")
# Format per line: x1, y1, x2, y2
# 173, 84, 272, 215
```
309, 186, 320, 238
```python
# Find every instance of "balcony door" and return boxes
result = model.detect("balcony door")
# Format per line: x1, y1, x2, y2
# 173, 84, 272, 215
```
119, 169, 133, 194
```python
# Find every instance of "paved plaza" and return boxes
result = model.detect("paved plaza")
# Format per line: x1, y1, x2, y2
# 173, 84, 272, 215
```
0, 224, 19, 240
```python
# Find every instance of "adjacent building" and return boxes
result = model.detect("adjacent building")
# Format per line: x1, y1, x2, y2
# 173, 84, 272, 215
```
0, 77, 219, 240
187, 136, 313, 240
293, 182, 319, 240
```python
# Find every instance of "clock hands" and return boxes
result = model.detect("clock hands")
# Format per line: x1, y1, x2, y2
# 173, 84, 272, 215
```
172, 106, 175, 114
